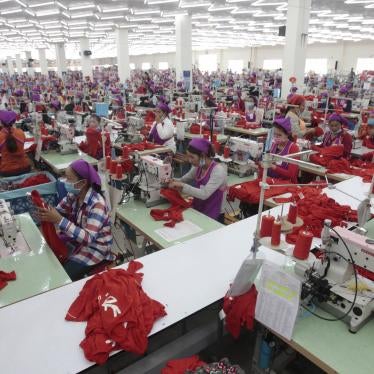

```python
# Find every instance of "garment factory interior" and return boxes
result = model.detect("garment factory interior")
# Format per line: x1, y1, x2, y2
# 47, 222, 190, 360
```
0, 0, 374, 373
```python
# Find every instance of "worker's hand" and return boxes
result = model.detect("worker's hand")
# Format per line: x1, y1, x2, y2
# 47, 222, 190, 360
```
36, 206, 63, 225
168, 180, 184, 192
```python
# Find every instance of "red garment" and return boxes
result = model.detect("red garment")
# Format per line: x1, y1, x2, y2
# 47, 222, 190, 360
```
228, 178, 292, 204
0, 270, 16, 290
15, 174, 50, 189
361, 152, 374, 162
66, 262, 167, 365
363, 135, 374, 149
161, 356, 206, 374
150, 189, 192, 227
310, 145, 344, 167
30, 190, 68, 263
223, 285, 258, 339
285, 189, 357, 244
326, 159, 374, 183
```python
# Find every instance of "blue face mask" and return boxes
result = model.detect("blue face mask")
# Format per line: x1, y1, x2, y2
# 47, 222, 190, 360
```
61, 179, 82, 195
199, 158, 205, 167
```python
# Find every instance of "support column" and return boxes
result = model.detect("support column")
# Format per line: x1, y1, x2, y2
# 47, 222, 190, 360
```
38, 48, 48, 76
175, 14, 192, 91
116, 28, 130, 84
80, 37, 92, 79
25, 51, 35, 76
6, 56, 14, 75
15, 54, 23, 74
281, 0, 311, 99
55, 42, 67, 78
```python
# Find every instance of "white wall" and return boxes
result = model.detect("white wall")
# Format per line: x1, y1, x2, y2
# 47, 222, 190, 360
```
120, 41, 374, 74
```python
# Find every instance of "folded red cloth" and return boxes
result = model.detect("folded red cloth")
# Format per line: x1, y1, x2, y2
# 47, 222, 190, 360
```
15, 174, 50, 189
161, 356, 206, 374
0, 270, 16, 291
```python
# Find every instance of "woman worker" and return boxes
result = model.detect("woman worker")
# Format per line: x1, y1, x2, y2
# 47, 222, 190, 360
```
286, 94, 315, 139
363, 117, 374, 149
321, 113, 353, 158
36, 159, 114, 281
265, 117, 300, 184
168, 138, 227, 223
148, 101, 176, 153
0, 110, 31, 177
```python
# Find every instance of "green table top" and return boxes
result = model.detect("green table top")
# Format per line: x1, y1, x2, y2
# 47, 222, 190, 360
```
40, 151, 98, 174
225, 126, 268, 137
116, 199, 223, 249
364, 219, 374, 239
291, 308, 374, 374
0, 214, 71, 308
227, 174, 255, 187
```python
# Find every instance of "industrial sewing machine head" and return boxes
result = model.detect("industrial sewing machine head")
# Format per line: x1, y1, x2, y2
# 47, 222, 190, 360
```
296, 223, 374, 333
58, 123, 78, 155
227, 137, 263, 177
126, 112, 144, 143
138, 155, 172, 207
0, 200, 18, 251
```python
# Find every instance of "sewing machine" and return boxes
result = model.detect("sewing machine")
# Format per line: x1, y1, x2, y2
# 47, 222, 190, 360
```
0, 200, 18, 254
58, 123, 78, 154
296, 225, 374, 333
138, 155, 172, 207
117, 113, 144, 144
227, 137, 263, 177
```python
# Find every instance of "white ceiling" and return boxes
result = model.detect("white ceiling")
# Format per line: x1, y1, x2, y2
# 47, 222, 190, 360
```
0, 0, 374, 60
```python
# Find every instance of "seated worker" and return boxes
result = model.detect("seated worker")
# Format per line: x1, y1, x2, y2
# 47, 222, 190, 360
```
168, 138, 227, 223
83, 115, 109, 159
245, 96, 257, 122
321, 113, 353, 158
36, 159, 114, 281
266, 117, 299, 184
0, 110, 31, 177
64, 97, 75, 114
286, 95, 315, 139
148, 101, 176, 153
362, 117, 374, 149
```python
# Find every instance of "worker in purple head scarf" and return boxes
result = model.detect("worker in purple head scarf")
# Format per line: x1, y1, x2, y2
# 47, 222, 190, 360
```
168, 138, 227, 223
36, 159, 114, 281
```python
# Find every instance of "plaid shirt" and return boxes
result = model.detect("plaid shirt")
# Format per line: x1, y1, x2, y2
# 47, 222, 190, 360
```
57, 187, 114, 266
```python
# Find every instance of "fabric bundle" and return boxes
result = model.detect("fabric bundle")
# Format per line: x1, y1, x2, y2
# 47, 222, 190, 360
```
15, 174, 50, 189
309, 145, 344, 166
161, 356, 207, 374
0, 270, 16, 290
66, 262, 167, 365
30, 190, 68, 263
150, 188, 192, 227
223, 285, 258, 339
326, 159, 374, 183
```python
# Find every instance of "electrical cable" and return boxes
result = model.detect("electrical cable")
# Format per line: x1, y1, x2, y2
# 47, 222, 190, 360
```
301, 224, 358, 322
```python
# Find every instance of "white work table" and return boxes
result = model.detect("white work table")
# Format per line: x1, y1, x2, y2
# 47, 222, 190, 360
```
351, 145, 373, 158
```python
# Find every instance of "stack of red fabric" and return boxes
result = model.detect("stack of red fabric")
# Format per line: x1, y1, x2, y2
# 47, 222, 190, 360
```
309, 145, 344, 166
161, 356, 206, 374
223, 285, 258, 339
150, 189, 192, 227
326, 159, 374, 183
66, 262, 167, 365
30, 190, 68, 263
283, 189, 357, 244
228, 178, 293, 204
0, 270, 16, 290
14, 174, 50, 189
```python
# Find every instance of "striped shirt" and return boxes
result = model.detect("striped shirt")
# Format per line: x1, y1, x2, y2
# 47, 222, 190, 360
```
57, 187, 114, 266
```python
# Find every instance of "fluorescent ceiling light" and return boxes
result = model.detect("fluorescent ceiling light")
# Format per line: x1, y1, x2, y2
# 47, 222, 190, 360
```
56, 1, 67, 10
102, 7, 129, 13
146, 0, 178, 3
69, 4, 95, 11
179, 1, 211, 8
70, 12, 93, 18
152, 18, 175, 23
28, 1, 54, 7
15, 0, 27, 6
36, 9, 60, 16
132, 9, 160, 15
1, 8, 22, 14
62, 11, 70, 18
100, 15, 125, 20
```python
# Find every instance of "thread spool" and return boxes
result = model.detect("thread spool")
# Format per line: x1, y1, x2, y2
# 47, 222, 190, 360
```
287, 203, 298, 224
116, 163, 123, 179
110, 160, 117, 174
223, 146, 230, 159
106, 156, 111, 170
271, 220, 281, 246
293, 230, 313, 260
214, 141, 220, 153
122, 145, 130, 159
212, 134, 217, 143
260, 215, 275, 238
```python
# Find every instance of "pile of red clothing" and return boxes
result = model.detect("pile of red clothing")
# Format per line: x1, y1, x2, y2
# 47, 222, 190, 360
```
282, 188, 358, 244
150, 189, 192, 227
0, 270, 16, 290
228, 178, 293, 204
161, 356, 206, 374
15, 174, 50, 189
223, 285, 258, 339
66, 262, 167, 365
309, 145, 344, 166
30, 190, 68, 263
235, 118, 260, 130
326, 159, 374, 183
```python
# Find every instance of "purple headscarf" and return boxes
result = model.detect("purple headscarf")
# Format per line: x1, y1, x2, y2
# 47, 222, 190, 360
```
157, 102, 171, 114
274, 117, 292, 135
0, 110, 17, 127
188, 138, 211, 155
328, 113, 348, 126
70, 159, 101, 186
50, 100, 61, 110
